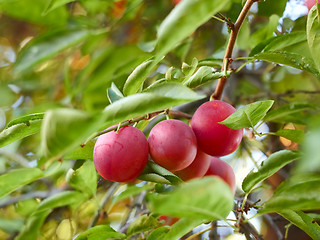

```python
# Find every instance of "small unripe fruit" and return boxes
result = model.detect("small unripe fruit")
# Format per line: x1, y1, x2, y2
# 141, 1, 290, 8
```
204, 157, 236, 194
191, 100, 243, 157
148, 119, 197, 171
93, 126, 149, 182
175, 148, 211, 181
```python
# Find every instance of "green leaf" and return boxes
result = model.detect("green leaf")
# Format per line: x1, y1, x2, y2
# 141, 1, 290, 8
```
7, 113, 44, 127
66, 161, 97, 197
14, 28, 105, 74
147, 226, 169, 240
278, 210, 320, 240
37, 191, 86, 212
163, 218, 206, 240
0, 218, 24, 234
15, 209, 51, 240
43, 0, 75, 15
127, 215, 160, 237
220, 100, 274, 130
0, 168, 44, 199
274, 129, 304, 144
182, 66, 229, 88
260, 179, 320, 213
307, 6, 320, 71
156, 0, 228, 55
123, 58, 156, 96
41, 109, 95, 161
148, 176, 234, 221
253, 51, 320, 77
0, 119, 42, 148
107, 83, 124, 104
75, 225, 126, 240
242, 150, 301, 193
138, 173, 172, 185
112, 185, 154, 205
264, 102, 316, 122
64, 140, 95, 160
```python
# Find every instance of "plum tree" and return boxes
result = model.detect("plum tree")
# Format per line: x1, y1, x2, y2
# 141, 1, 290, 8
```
191, 100, 243, 157
204, 157, 236, 194
93, 126, 149, 182
148, 119, 197, 171
175, 148, 211, 181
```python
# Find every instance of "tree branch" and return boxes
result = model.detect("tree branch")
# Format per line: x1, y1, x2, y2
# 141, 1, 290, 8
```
212, 0, 258, 100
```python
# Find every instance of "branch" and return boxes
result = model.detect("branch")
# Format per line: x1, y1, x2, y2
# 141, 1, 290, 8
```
212, 0, 258, 100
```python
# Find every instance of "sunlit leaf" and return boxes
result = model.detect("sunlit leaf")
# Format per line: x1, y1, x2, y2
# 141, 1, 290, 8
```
147, 226, 169, 240
156, 0, 228, 55
307, 6, 320, 71
75, 225, 126, 240
242, 150, 301, 193
64, 140, 95, 160
274, 129, 304, 144
127, 215, 160, 237
220, 100, 274, 130
0, 168, 44, 199
148, 176, 233, 221
43, 0, 75, 15
7, 113, 44, 127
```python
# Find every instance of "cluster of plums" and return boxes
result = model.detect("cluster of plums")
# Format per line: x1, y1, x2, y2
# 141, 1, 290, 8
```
93, 100, 243, 192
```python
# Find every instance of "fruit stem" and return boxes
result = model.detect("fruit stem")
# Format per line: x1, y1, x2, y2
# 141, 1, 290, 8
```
212, 0, 258, 100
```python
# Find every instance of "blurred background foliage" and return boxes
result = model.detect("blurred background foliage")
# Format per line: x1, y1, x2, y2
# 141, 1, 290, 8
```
0, 0, 320, 239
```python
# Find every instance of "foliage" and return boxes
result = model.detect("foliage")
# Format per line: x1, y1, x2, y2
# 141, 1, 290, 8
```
0, 0, 320, 239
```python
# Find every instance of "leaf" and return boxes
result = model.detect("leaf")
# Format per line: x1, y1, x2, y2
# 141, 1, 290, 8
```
75, 225, 126, 240
163, 218, 206, 240
0, 168, 44, 199
112, 185, 154, 205
274, 129, 304, 144
66, 161, 97, 197
7, 113, 44, 127
252, 51, 320, 77
156, 0, 228, 55
0, 218, 24, 234
242, 150, 301, 193
264, 102, 316, 122
64, 140, 95, 160
148, 176, 234, 221
260, 179, 320, 213
123, 58, 156, 96
41, 109, 95, 161
278, 210, 320, 240
250, 31, 308, 57
0, 119, 42, 148
15, 209, 51, 240
147, 226, 169, 240
13, 28, 105, 74
182, 66, 230, 88
43, 0, 76, 15
220, 100, 274, 130
127, 215, 160, 237
307, 6, 320, 71
107, 82, 124, 104
37, 191, 86, 212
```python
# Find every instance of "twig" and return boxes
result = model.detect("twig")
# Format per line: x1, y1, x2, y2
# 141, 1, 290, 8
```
89, 182, 120, 228
212, 0, 258, 100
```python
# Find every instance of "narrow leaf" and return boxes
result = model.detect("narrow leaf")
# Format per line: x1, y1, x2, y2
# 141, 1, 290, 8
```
127, 215, 160, 237
0, 168, 44, 199
307, 6, 320, 71
123, 59, 155, 96
278, 210, 320, 240
147, 226, 169, 240
242, 150, 301, 193
148, 176, 234, 221
107, 82, 124, 103
75, 225, 126, 240
0, 120, 42, 148
7, 113, 44, 127
43, 0, 75, 15
264, 102, 316, 122
14, 29, 104, 74
274, 129, 304, 144
156, 0, 228, 55
220, 100, 274, 130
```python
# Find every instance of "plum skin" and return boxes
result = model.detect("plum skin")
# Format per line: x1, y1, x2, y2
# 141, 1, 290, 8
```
93, 126, 149, 182
175, 148, 211, 181
191, 100, 243, 157
204, 157, 236, 194
148, 119, 197, 171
